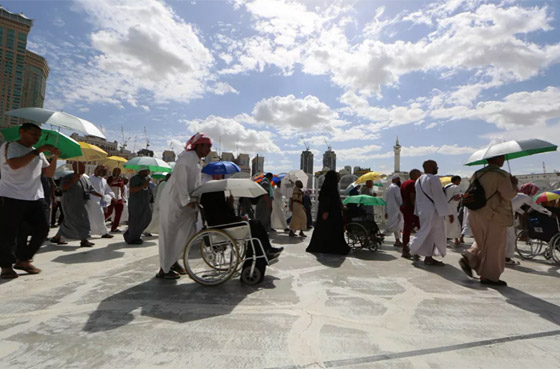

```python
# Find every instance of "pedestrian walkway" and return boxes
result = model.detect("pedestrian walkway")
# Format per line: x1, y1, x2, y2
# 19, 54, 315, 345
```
1, 230, 559, 368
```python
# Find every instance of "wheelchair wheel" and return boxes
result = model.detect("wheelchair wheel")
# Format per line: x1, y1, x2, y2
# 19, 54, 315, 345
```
183, 229, 240, 286
240, 260, 266, 285
344, 223, 369, 250
515, 230, 544, 260
550, 234, 560, 265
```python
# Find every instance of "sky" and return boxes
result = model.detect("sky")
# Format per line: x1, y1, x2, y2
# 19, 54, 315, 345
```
4, 0, 560, 177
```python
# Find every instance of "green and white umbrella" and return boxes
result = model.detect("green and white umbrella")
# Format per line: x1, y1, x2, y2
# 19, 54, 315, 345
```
343, 195, 386, 206
0, 125, 82, 159
466, 139, 557, 166
124, 156, 172, 172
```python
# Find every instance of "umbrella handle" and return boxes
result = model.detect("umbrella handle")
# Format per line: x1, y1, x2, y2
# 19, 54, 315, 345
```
507, 157, 511, 173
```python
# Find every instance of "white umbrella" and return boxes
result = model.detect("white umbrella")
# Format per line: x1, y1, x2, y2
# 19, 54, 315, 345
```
283, 170, 308, 185
5, 107, 105, 139
192, 179, 267, 198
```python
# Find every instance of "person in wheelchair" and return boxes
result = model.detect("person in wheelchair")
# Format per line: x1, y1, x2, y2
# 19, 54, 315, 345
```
344, 203, 382, 240
200, 191, 284, 260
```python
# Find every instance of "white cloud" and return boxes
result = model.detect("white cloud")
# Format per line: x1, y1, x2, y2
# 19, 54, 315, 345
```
252, 95, 349, 133
183, 115, 281, 154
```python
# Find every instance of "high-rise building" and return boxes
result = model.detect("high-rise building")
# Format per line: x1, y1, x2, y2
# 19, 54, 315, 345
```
235, 153, 250, 175
0, 6, 33, 128
21, 50, 48, 109
205, 151, 220, 164
162, 150, 176, 163
251, 155, 264, 176
221, 152, 234, 162
300, 149, 314, 174
394, 137, 401, 173
323, 146, 336, 171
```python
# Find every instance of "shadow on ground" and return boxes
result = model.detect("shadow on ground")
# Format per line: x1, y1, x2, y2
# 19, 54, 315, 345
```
83, 276, 267, 333
49, 241, 157, 264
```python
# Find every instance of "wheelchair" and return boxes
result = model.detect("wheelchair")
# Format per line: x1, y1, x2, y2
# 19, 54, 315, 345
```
515, 211, 560, 265
183, 212, 278, 286
344, 214, 384, 252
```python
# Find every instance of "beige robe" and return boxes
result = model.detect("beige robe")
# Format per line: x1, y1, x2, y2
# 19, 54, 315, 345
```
290, 187, 307, 231
464, 165, 517, 281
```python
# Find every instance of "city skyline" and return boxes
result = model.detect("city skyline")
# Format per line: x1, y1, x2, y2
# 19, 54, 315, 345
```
2, 0, 560, 177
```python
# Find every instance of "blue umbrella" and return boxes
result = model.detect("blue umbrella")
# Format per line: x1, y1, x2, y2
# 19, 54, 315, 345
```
202, 161, 241, 175
272, 173, 286, 184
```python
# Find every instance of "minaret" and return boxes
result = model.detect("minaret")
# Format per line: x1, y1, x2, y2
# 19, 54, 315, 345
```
393, 137, 401, 173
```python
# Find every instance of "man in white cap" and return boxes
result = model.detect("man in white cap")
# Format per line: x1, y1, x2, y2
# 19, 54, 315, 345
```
384, 175, 403, 247
157, 133, 212, 279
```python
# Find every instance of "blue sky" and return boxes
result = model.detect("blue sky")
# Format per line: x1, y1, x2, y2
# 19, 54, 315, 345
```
5, 0, 560, 176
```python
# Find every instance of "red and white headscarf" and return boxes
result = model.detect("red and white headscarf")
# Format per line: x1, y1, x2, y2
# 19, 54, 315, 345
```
185, 132, 212, 151
519, 183, 539, 196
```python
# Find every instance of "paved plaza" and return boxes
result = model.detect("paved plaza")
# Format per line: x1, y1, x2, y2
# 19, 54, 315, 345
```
1, 229, 560, 369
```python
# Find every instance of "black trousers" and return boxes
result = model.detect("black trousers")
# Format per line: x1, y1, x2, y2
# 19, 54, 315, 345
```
0, 197, 49, 267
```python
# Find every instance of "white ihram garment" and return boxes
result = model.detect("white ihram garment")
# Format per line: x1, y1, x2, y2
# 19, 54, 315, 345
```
87, 175, 115, 236
444, 184, 462, 239
384, 183, 403, 235
145, 181, 167, 235
271, 187, 288, 230
410, 174, 452, 257
158, 150, 201, 273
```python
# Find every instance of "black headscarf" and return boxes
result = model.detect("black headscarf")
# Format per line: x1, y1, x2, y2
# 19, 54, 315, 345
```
319, 170, 339, 202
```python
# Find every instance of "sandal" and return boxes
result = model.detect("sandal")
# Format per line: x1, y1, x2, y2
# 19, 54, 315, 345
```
50, 237, 68, 245
424, 258, 445, 266
156, 269, 180, 279
171, 262, 187, 275
1, 269, 18, 279
13, 263, 41, 274
459, 256, 473, 278
80, 240, 95, 247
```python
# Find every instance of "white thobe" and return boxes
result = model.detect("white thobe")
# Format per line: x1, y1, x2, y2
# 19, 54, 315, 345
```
158, 150, 202, 273
506, 193, 552, 258
87, 175, 115, 236
384, 183, 403, 234
271, 187, 288, 230
410, 174, 452, 257
444, 184, 462, 238
145, 180, 167, 235
461, 207, 472, 237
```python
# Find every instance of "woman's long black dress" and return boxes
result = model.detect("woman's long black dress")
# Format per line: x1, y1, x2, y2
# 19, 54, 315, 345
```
306, 187, 350, 255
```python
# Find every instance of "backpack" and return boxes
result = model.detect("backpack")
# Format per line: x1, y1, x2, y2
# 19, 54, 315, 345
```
462, 171, 496, 210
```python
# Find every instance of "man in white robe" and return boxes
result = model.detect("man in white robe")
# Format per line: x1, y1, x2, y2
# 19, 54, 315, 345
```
271, 181, 289, 231
157, 133, 212, 279
384, 175, 403, 246
443, 176, 462, 246
87, 165, 115, 239
410, 160, 453, 265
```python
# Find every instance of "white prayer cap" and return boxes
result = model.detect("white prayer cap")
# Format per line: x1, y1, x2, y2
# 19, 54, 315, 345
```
391, 174, 400, 180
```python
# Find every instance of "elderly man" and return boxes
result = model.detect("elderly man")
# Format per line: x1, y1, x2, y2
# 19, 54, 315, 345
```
124, 167, 152, 245
51, 161, 100, 247
443, 175, 463, 246
410, 160, 452, 265
459, 155, 518, 286
88, 165, 114, 239
400, 169, 421, 258
256, 173, 273, 232
384, 175, 403, 247
360, 179, 377, 217
0, 123, 60, 279
158, 132, 212, 279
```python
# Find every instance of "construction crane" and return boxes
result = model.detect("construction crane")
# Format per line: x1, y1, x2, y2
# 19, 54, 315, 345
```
144, 126, 150, 149
324, 138, 331, 151
120, 127, 131, 153
299, 135, 311, 151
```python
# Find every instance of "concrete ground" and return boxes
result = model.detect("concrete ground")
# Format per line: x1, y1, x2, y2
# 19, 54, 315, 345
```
1, 227, 560, 369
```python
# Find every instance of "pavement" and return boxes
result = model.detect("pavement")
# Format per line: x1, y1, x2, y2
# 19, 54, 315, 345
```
1, 227, 560, 369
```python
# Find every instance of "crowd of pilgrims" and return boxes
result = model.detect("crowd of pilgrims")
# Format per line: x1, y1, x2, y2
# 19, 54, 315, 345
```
1, 126, 559, 284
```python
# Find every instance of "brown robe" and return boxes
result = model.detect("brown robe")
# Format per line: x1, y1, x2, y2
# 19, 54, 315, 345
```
290, 187, 307, 231
464, 165, 517, 282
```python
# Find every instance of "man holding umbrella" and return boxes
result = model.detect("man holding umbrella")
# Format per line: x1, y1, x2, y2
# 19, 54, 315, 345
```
459, 155, 517, 286
0, 123, 60, 279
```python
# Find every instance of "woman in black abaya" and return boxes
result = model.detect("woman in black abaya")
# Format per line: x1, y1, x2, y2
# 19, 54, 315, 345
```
306, 170, 350, 255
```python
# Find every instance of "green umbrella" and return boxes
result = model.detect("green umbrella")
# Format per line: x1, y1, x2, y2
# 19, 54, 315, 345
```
465, 139, 557, 166
0, 125, 82, 159
124, 156, 172, 172
151, 172, 169, 180
343, 195, 386, 206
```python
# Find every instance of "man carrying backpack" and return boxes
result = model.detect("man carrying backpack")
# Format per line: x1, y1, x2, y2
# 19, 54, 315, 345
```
458, 155, 517, 286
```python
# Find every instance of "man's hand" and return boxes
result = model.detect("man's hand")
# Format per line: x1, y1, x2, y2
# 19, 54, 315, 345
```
452, 194, 462, 201
449, 215, 454, 224
322, 212, 328, 220
187, 202, 198, 209
37, 144, 57, 153
511, 176, 518, 186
